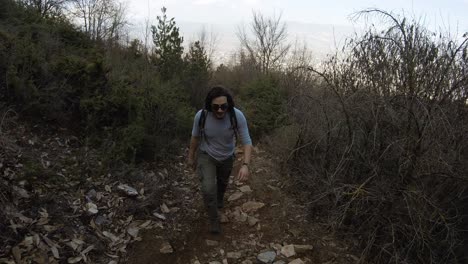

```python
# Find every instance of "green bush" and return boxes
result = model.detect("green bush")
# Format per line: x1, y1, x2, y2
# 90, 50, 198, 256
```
240, 75, 287, 138
0, 0, 196, 163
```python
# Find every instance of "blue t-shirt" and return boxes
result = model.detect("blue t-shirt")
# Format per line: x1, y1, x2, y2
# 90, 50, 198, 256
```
191, 108, 252, 161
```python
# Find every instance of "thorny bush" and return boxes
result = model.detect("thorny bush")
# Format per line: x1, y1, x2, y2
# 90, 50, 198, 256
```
286, 9, 468, 263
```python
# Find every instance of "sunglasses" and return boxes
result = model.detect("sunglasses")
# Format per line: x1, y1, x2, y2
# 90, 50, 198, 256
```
212, 103, 229, 111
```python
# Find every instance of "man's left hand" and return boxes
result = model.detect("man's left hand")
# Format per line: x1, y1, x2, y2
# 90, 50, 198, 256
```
237, 165, 249, 181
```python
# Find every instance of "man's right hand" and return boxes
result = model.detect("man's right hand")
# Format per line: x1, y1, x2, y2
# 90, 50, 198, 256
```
187, 158, 197, 172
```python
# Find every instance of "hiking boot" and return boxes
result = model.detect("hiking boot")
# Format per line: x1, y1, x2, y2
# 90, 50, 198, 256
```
209, 219, 221, 234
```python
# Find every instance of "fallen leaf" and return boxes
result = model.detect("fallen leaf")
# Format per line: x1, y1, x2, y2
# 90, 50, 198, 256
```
153, 212, 166, 220
85, 202, 98, 215
67, 256, 82, 263
161, 203, 170, 213
51, 246, 60, 259
12, 246, 22, 263
117, 184, 139, 196
102, 231, 119, 243
127, 226, 139, 238
81, 245, 95, 255
139, 220, 152, 229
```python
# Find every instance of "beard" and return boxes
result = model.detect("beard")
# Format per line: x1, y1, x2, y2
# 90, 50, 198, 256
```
214, 112, 226, 119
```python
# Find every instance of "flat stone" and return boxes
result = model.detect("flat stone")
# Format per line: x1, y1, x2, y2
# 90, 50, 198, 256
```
281, 245, 296, 257
206, 240, 219, 246
293, 244, 313, 253
239, 186, 252, 193
247, 216, 259, 226
220, 213, 230, 223
234, 212, 248, 222
228, 192, 244, 201
242, 201, 265, 212
160, 203, 170, 213
270, 243, 282, 251
160, 241, 173, 254
117, 184, 139, 196
153, 212, 166, 220
257, 251, 276, 263
227, 251, 242, 259
288, 259, 304, 264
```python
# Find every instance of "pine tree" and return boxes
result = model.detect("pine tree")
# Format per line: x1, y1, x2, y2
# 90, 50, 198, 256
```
151, 7, 184, 81
184, 40, 212, 108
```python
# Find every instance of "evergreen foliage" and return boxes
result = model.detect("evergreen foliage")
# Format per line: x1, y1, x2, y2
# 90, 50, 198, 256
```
0, 0, 193, 162
151, 7, 184, 81
184, 40, 211, 109
240, 75, 286, 138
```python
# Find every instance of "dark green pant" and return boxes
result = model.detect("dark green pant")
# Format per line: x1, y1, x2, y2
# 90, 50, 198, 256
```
197, 151, 234, 220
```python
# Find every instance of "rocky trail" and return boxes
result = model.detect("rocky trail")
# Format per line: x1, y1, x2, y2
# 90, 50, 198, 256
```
0, 116, 358, 264
126, 148, 359, 264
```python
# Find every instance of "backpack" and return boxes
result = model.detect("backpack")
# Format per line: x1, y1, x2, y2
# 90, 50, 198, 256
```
199, 109, 239, 145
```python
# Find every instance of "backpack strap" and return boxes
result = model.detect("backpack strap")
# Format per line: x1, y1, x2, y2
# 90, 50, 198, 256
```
199, 109, 209, 144
230, 110, 239, 143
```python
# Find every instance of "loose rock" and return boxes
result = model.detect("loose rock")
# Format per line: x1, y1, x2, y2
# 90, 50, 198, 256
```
227, 251, 242, 259
228, 192, 243, 201
281, 245, 296, 257
257, 251, 276, 263
117, 184, 139, 197
242, 201, 265, 212
288, 259, 304, 264
160, 241, 173, 254
293, 244, 313, 253
206, 240, 219, 247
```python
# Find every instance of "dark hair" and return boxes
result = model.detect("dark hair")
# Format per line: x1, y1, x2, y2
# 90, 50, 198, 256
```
204, 85, 235, 112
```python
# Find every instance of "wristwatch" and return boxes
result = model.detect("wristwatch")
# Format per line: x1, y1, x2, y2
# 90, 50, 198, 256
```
242, 162, 249, 167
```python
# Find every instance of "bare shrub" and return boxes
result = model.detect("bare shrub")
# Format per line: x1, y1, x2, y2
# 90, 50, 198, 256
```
286, 9, 468, 263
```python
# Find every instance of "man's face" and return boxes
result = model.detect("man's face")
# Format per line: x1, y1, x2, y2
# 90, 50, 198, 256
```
211, 96, 228, 119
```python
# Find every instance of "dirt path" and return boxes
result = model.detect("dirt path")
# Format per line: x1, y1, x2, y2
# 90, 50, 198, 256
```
126, 146, 358, 264
1, 118, 358, 263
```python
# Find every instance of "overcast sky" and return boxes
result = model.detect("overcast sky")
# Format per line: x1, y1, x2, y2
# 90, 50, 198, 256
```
124, 0, 467, 62
125, 0, 467, 30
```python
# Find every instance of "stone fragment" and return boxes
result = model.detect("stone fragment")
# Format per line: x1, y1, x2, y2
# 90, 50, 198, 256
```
239, 186, 252, 193
117, 184, 139, 196
247, 216, 259, 226
288, 259, 304, 264
220, 213, 230, 223
281, 245, 296, 257
293, 244, 313, 253
257, 251, 276, 263
85, 202, 98, 215
227, 251, 242, 259
206, 240, 219, 246
153, 212, 166, 220
228, 192, 244, 201
242, 201, 265, 212
160, 203, 170, 213
160, 241, 173, 254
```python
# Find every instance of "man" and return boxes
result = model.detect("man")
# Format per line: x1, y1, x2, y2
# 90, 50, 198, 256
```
188, 86, 253, 234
